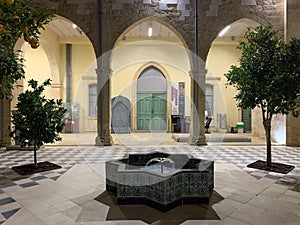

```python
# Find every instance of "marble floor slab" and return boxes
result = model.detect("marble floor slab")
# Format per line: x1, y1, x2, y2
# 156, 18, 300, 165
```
0, 143, 299, 225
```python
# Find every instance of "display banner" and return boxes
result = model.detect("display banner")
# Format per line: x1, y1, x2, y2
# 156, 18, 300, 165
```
172, 82, 185, 115
172, 82, 179, 115
178, 82, 185, 115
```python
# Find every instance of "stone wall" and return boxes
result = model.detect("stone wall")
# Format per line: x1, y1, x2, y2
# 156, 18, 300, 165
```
286, 0, 300, 146
252, 109, 287, 145
28, 0, 285, 76
31, 0, 100, 56
0, 99, 11, 146
286, 0, 300, 40
286, 114, 300, 146
101, 0, 284, 60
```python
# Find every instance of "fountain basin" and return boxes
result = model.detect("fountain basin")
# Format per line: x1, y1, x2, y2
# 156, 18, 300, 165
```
106, 152, 214, 211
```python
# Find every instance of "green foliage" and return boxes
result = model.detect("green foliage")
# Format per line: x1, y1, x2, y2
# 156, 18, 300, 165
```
11, 79, 67, 150
225, 25, 300, 166
0, 0, 53, 99
225, 25, 300, 119
0, 49, 24, 99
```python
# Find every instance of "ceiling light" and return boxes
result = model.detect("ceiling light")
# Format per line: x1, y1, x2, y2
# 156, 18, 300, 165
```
72, 23, 77, 29
218, 25, 230, 37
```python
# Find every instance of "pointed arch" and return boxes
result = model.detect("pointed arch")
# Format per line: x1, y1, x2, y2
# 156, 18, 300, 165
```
206, 17, 260, 134
135, 65, 168, 131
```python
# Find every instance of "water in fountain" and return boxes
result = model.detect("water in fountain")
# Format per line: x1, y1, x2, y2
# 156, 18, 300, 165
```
144, 157, 176, 175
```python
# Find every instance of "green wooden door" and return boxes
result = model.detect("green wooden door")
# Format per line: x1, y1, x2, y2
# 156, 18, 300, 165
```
137, 94, 152, 131
137, 93, 167, 131
151, 94, 167, 130
242, 108, 252, 132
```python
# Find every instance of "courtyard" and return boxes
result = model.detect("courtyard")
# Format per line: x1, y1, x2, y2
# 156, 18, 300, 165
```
0, 133, 299, 225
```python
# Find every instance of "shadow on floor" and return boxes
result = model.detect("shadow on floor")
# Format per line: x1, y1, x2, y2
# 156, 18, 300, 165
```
95, 190, 223, 224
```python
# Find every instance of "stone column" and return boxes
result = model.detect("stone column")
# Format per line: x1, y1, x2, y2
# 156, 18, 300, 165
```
95, 65, 113, 146
0, 99, 12, 146
189, 66, 207, 146
285, 0, 300, 146
65, 43, 72, 116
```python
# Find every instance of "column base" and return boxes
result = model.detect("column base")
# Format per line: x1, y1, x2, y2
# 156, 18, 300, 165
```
95, 135, 113, 146
188, 134, 207, 146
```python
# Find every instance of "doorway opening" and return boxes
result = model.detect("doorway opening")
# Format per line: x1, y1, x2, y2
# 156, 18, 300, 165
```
136, 67, 167, 131
242, 108, 252, 132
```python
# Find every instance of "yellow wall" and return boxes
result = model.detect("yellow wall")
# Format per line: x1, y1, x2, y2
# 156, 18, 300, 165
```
22, 35, 244, 133
72, 44, 96, 100
111, 41, 191, 131
206, 43, 241, 131
22, 26, 64, 100
63, 43, 97, 132
21, 22, 98, 132
111, 40, 191, 108
20, 24, 246, 134
23, 45, 53, 98
41, 26, 63, 87
21, 30, 244, 134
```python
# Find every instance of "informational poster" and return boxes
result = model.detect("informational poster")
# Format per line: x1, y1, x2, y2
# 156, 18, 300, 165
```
178, 82, 185, 115
172, 82, 179, 115
172, 82, 185, 115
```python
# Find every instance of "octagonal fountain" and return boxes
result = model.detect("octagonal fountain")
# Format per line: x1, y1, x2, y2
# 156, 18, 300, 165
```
105, 152, 214, 212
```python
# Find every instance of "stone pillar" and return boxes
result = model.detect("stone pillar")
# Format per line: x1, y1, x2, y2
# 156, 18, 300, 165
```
189, 66, 207, 146
95, 65, 113, 146
0, 99, 11, 146
285, 0, 300, 146
65, 43, 72, 115
286, 114, 300, 146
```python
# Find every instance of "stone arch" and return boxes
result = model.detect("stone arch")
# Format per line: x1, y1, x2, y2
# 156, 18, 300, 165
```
111, 16, 194, 72
133, 62, 171, 86
111, 17, 192, 134
202, 7, 284, 62
135, 66, 168, 131
13, 14, 98, 133
204, 17, 261, 62
30, 0, 100, 56
115, 16, 189, 50
12, 38, 59, 102
131, 62, 173, 132
206, 17, 261, 133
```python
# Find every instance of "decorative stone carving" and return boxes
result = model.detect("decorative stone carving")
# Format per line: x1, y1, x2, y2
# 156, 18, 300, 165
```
111, 95, 131, 134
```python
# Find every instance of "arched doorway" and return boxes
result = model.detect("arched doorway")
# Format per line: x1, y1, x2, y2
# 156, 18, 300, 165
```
10, 15, 98, 134
136, 66, 167, 131
110, 17, 192, 139
206, 18, 259, 132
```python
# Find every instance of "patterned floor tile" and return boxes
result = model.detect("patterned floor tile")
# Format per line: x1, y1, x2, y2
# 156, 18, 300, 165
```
0, 145, 298, 223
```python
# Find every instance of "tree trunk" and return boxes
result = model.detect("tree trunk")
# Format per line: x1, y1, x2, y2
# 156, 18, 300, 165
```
263, 118, 272, 168
33, 144, 37, 167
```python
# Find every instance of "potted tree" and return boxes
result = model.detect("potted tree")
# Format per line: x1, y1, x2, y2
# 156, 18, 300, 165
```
225, 25, 300, 173
11, 79, 66, 175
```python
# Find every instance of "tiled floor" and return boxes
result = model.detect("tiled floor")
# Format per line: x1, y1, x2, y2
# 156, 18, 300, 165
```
0, 134, 299, 225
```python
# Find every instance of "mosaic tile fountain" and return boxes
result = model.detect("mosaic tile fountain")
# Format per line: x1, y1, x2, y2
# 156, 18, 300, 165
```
106, 152, 214, 211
